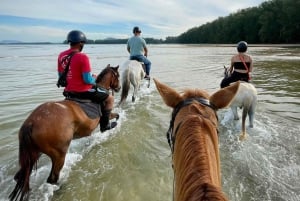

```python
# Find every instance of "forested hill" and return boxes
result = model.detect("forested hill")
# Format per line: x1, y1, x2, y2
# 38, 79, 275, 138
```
165, 0, 300, 44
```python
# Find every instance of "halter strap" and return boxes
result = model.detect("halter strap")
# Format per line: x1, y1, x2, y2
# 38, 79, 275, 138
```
166, 97, 216, 153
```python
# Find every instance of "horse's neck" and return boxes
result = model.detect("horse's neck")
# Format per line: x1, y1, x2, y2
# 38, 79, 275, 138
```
97, 76, 111, 90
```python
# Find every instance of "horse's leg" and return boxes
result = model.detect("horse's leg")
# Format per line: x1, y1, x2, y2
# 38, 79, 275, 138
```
132, 79, 139, 102
239, 107, 248, 140
248, 101, 257, 128
47, 149, 68, 184
231, 106, 239, 120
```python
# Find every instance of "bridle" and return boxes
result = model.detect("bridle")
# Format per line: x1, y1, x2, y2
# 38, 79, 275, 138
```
100, 67, 120, 92
109, 68, 120, 90
166, 97, 216, 153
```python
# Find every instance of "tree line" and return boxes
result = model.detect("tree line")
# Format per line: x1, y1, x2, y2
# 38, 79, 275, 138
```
171, 0, 299, 44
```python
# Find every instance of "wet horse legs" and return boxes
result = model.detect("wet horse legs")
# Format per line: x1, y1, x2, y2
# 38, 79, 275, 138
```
47, 151, 67, 184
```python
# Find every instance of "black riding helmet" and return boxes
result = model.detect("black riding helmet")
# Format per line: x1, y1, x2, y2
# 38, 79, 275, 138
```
67, 30, 87, 43
133, 26, 142, 33
237, 41, 248, 53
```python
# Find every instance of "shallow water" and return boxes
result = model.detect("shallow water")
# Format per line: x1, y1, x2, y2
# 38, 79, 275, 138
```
0, 44, 299, 201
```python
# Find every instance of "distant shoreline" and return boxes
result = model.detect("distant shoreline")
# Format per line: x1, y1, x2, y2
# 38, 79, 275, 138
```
0, 42, 299, 47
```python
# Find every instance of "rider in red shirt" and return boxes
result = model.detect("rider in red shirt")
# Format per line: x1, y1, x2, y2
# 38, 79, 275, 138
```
57, 30, 118, 132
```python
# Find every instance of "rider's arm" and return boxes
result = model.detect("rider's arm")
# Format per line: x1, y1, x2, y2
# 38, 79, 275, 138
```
82, 72, 96, 85
127, 46, 130, 53
249, 56, 253, 72
144, 47, 148, 57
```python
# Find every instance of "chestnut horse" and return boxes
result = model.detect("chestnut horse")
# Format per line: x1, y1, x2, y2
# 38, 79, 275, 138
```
154, 78, 241, 201
9, 65, 121, 201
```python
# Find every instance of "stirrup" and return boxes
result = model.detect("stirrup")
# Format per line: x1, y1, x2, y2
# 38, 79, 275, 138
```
100, 122, 117, 132
144, 75, 150, 80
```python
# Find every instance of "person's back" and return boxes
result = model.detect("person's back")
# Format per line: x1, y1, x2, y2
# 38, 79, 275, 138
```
127, 36, 147, 56
58, 49, 93, 93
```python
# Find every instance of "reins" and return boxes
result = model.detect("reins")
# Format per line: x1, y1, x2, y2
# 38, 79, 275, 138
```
166, 97, 216, 153
97, 67, 119, 92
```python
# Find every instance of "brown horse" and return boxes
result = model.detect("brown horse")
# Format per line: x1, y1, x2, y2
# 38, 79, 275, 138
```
154, 78, 240, 201
9, 65, 121, 201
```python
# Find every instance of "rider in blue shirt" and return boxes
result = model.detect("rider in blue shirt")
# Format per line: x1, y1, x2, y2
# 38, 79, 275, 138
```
127, 26, 151, 79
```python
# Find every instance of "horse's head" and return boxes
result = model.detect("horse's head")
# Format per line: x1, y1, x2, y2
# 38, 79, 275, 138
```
224, 66, 230, 78
153, 78, 233, 201
96, 64, 121, 92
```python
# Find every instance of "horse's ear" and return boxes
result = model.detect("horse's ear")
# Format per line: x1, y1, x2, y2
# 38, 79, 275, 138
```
106, 64, 111, 68
153, 78, 182, 108
209, 81, 240, 110
116, 65, 119, 70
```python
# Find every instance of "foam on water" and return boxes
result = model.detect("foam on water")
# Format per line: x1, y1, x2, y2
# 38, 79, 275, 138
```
218, 107, 300, 201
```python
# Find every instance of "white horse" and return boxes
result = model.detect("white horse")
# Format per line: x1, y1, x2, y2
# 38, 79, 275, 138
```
118, 60, 146, 106
223, 67, 257, 140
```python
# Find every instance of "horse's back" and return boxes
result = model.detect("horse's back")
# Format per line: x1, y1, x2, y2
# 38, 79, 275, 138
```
24, 100, 98, 144
231, 82, 257, 106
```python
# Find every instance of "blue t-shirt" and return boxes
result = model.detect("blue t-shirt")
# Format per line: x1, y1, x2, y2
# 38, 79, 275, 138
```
127, 36, 147, 56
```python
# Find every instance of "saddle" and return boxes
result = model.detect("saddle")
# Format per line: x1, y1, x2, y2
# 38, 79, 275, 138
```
130, 58, 146, 73
65, 96, 102, 119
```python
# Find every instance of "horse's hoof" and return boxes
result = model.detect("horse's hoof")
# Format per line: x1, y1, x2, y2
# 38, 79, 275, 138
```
47, 178, 58, 184
132, 96, 135, 102
239, 133, 247, 141
249, 124, 254, 128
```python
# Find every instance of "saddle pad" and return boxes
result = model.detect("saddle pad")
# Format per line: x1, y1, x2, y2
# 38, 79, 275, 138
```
66, 98, 102, 119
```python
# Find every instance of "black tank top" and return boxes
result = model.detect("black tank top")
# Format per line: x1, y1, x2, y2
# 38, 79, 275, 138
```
233, 62, 250, 70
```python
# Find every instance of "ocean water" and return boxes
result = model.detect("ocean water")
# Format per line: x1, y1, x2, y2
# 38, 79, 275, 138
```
0, 44, 299, 201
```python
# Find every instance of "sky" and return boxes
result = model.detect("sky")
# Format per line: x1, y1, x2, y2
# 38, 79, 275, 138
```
0, 0, 266, 43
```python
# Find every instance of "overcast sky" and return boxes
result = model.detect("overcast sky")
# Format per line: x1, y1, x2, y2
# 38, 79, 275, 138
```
0, 0, 266, 43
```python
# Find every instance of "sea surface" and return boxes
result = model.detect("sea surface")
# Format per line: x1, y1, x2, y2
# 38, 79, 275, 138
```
0, 44, 299, 201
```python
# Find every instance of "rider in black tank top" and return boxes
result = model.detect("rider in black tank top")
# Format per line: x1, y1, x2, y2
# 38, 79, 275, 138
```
220, 41, 253, 88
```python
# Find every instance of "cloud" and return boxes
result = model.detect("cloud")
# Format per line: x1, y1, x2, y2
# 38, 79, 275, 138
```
0, 0, 266, 42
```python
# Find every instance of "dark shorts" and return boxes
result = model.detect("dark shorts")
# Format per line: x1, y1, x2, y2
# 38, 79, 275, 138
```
220, 71, 249, 88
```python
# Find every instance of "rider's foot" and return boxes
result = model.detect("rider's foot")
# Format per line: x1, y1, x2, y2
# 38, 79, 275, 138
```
110, 112, 120, 120
100, 122, 117, 132
144, 75, 150, 80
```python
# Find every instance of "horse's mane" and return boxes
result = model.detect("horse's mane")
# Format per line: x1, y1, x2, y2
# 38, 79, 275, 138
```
173, 93, 228, 201
96, 67, 111, 83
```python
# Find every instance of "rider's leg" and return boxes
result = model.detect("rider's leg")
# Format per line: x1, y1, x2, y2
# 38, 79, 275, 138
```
141, 57, 151, 79
100, 94, 117, 132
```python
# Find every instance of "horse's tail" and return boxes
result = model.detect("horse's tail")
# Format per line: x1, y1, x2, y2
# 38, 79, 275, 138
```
9, 123, 39, 201
119, 68, 130, 105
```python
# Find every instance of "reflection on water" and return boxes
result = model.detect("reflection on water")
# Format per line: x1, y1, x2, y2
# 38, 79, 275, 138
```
0, 45, 299, 201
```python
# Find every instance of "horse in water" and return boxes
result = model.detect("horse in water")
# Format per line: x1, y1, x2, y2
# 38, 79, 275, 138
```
118, 60, 148, 106
9, 65, 121, 201
154, 78, 241, 201
223, 66, 257, 140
